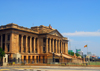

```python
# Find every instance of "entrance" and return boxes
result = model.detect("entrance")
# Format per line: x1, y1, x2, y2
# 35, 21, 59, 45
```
55, 59, 59, 62
43, 47, 46, 53
43, 56, 45, 63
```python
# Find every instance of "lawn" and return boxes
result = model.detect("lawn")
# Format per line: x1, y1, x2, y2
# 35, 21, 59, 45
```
88, 62, 100, 65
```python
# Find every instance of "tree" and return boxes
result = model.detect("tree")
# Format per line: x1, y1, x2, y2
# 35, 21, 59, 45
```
75, 53, 81, 57
68, 52, 74, 56
75, 53, 83, 58
0, 47, 5, 58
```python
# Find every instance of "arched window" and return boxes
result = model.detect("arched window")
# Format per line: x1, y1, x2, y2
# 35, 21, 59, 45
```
7, 44, 10, 52
18, 58, 20, 63
5, 58, 6, 62
13, 58, 16, 62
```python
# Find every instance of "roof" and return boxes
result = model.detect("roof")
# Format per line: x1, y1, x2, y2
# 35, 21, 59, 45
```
0, 23, 67, 39
55, 53, 72, 59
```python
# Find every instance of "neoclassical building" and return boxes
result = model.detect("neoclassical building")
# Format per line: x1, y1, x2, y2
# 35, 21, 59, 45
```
0, 23, 73, 64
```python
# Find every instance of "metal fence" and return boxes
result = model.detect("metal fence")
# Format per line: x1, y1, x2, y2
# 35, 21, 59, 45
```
2, 58, 100, 66
6, 58, 72, 65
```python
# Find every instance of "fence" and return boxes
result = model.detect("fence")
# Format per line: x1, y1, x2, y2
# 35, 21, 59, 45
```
6, 58, 72, 65
2, 58, 100, 66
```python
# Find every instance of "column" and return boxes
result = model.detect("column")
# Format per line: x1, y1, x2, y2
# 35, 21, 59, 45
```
40, 56, 43, 63
37, 38, 39, 53
21, 55, 24, 62
34, 56, 36, 63
63, 43, 65, 53
30, 36, 32, 53
26, 55, 28, 64
34, 37, 36, 53
21, 35, 23, 53
5, 34, 7, 52
59, 40, 60, 53
64, 43, 65, 53
56, 39, 57, 53
18, 34, 19, 53
49, 38, 51, 52
63, 43, 64, 53
32, 37, 34, 53
52, 39, 54, 52
62, 43, 63, 53
46, 37, 48, 53
65, 43, 68, 54
1, 35, 2, 48
61, 41, 62, 53
26, 36, 28, 53
30, 55, 32, 63
10, 54, 13, 59
10, 33, 12, 52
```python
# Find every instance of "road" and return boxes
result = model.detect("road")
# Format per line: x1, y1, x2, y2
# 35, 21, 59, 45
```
0, 66, 100, 71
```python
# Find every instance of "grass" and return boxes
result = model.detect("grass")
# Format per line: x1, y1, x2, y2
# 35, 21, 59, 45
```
61, 62, 100, 66
88, 62, 100, 65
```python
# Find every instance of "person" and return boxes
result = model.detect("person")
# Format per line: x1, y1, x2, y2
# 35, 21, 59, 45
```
24, 60, 26, 64
32, 60, 34, 64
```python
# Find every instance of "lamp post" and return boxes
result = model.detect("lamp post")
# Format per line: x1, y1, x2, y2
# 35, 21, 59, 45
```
82, 51, 83, 63
69, 40, 71, 63
52, 52, 55, 64
61, 52, 62, 64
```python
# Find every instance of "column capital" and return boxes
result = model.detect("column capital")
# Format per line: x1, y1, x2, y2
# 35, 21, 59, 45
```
46, 37, 48, 39
52, 38, 54, 40
30, 36, 32, 38
21, 35, 24, 37
26, 35, 28, 37
49, 37, 51, 39
56, 39, 57, 41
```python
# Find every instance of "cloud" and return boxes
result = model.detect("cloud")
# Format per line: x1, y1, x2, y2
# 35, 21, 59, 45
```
62, 30, 100, 36
68, 38, 74, 42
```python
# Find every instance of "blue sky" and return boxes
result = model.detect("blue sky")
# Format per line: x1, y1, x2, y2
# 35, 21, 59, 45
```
0, 0, 100, 56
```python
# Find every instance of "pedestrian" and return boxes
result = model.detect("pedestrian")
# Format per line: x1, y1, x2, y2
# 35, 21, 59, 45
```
32, 60, 34, 64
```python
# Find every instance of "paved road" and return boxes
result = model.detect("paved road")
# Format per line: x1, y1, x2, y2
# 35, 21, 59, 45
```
0, 66, 100, 71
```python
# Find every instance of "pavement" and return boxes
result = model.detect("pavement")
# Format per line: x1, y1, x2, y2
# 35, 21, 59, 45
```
0, 66, 100, 71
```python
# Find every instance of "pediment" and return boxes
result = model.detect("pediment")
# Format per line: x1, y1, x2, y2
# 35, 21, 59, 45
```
49, 30, 63, 37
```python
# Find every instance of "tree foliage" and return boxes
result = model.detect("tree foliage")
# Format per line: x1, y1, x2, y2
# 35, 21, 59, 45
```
68, 52, 74, 56
75, 53, 81, 56
0, 47, 5, 58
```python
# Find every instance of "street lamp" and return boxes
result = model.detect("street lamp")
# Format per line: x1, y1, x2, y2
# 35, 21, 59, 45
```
61, 52, 62, 64
69, 40, 71, 63
82, 51, 83, 63
52, 52, 55, 64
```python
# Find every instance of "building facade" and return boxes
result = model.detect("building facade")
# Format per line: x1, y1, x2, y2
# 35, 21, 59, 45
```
0, 23, 71, 64
76, 49, 81, 53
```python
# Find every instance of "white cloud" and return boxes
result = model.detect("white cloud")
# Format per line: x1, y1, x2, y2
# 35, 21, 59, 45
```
68, 38, 74, 42
62, 30, 100, 36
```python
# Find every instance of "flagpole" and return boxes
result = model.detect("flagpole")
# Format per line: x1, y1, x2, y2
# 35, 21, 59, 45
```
87, 44, 88, 62
87, 44, 88, 55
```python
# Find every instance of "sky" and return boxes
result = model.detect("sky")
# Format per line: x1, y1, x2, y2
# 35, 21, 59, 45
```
0, 0, 100, 56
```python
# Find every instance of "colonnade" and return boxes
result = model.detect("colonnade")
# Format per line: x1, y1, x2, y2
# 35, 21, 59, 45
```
19, 35, 39, 54
45, 37, 67, 54
21, 55, 47, 63
0, 34, 10, 52
0, 35, 2, 48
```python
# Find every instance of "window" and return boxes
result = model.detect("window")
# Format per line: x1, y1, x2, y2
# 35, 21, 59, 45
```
18, 58, 20, 63
5, 58, 6, 62
43, 38, 46, 42
8, 34, 10, 41
7, 44, 10, 52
